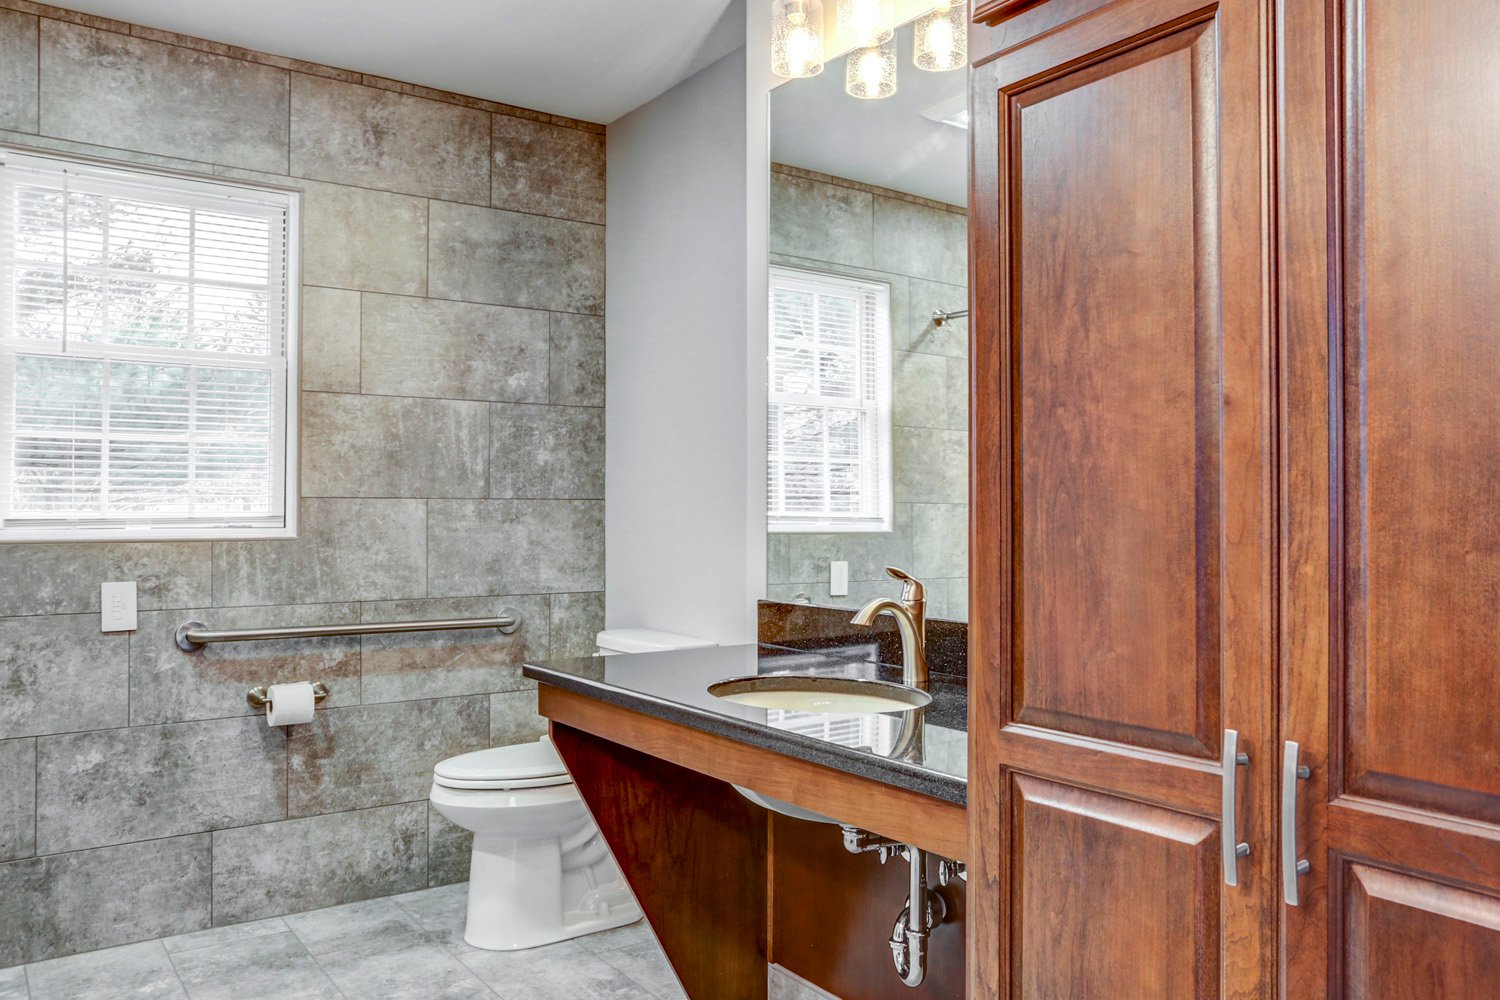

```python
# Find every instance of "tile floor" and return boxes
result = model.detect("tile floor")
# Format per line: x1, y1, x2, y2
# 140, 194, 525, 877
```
0, 884, 687, 1000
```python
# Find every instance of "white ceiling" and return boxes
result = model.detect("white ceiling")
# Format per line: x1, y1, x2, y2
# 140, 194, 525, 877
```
770, 21, 968, 207
53, 0, 745, 124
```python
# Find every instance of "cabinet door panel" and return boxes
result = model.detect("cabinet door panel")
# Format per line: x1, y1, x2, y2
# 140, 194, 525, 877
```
968, 0, 1275, 995
1012, 22, 1221, 758
1013, 775, 1219, 999
1280, 0, 1500, 994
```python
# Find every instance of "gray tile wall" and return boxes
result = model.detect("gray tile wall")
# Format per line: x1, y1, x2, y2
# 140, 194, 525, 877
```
767, 167, 969, 620
0, 1, 605, 968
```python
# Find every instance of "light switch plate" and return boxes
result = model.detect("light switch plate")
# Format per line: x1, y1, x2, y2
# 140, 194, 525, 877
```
101, 581, 137, 632
830, 560, 849, 597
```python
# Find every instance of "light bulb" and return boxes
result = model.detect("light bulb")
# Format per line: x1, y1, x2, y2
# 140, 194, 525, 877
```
915, 1, 967, 72
772, 0, 825, 79
838, 0, 895, 47
845, 34, 897, 99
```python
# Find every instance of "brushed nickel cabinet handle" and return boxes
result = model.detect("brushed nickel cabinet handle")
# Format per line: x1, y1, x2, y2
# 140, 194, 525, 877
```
1282, 740, 1312, 906
1222, 729, 1251, 887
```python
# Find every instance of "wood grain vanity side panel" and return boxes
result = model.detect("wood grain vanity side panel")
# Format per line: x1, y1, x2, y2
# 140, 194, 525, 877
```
550, 724, 768, 1000
770, 813, 966, 1000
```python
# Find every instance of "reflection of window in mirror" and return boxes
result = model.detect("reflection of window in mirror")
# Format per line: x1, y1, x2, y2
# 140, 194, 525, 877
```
767, 266, 892, 534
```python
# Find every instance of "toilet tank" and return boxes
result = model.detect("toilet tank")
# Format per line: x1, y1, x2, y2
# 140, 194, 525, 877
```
595, 628, 717, 656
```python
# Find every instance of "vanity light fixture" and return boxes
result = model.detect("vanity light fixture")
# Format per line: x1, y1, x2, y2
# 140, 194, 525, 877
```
838, 0, 895, 46
772, 0, 826, 79
914, 1, 968, 72
846, 33, 898, 99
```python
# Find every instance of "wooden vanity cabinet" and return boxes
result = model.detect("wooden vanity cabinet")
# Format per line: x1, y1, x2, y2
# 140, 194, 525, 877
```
968, 0, 1500, 997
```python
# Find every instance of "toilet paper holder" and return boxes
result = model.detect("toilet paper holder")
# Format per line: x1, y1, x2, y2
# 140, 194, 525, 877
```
247, 681, 330, 710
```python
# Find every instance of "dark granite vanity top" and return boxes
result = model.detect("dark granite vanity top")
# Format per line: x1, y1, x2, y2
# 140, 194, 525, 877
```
523, 643, 967, 806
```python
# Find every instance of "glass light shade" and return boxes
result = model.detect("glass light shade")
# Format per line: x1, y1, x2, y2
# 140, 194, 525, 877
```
772, 0, 825, 79
915, 2, 967, 72
846, 35, 898, 99
838, 0, 895, 47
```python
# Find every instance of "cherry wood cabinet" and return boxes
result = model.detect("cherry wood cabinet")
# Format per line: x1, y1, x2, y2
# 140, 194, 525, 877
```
969, 0, 1500, 996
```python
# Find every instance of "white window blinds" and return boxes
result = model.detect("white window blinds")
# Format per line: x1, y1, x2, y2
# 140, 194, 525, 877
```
767, 266, 892, 533
0, 149, 298, 541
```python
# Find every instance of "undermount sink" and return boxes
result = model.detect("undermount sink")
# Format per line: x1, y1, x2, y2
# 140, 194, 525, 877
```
709, 675, 932, 714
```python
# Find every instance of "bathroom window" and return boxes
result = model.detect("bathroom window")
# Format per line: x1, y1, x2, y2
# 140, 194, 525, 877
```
767, 266, 892, 533
0, 149, 299, 541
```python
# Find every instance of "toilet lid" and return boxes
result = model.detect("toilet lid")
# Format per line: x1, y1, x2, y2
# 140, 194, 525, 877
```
433, 739, 572, 790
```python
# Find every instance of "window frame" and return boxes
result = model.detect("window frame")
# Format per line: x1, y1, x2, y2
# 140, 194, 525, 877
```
0, 147, 300, 543
767, 264, 894, 535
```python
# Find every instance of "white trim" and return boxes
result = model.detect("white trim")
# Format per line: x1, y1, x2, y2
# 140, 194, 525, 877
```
0, 147, 300, 542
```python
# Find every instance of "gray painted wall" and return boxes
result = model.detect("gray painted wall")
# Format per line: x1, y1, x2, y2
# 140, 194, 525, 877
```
604, 47, 759, 643
766, 167, 969, 620
0, 3, 606, 967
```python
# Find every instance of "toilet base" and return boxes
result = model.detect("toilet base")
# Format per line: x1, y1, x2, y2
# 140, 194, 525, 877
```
462, 831, 644, 951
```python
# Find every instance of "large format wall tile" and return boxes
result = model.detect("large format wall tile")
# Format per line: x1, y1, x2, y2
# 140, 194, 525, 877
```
130, 604, 361, 726
212, 804, 426, 924
426, 804, 471, 886
38, 22, 288, 172
301, 392, 488, 498
287, 697, 487, 816
770, 172, 873, 268
0, 542, 210, 617
549, 591, 606, 658
550, 312, 605, 407
0, 833, 212, 967
491, 115, 605, 224
428, 200, 604, 314
901, 277, 968, 357
872, 195, 967, 287
360, 293, 550, 402
428, 499, 604, 596
300, 286, 361, 393
0, 615, 127, 739
358, 594, 548, 704
911, 504, 969, 581
0, 10, 38, 133
214, 498, 427, 606
489, 689, 546, 746
894, 350, 954, 430
36, 717, 286, 854
785, 504, 914, 585
0, 738, 35, 862
489, 403, 605, 499
894, 427, 968, 505
291, 74, 489, 204
300, 180, 428, 295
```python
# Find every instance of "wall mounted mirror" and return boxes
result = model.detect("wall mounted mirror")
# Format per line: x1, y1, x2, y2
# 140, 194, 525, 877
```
764, 16, 969, 622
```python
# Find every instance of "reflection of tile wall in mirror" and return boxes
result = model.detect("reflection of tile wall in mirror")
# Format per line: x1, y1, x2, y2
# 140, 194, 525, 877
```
767, 16, 970, 621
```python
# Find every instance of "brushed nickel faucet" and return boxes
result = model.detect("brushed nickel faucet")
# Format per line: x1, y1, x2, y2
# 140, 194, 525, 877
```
850, 567, 929, 690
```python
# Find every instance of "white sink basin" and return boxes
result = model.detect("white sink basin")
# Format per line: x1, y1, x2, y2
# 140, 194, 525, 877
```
708, 674, 931, 714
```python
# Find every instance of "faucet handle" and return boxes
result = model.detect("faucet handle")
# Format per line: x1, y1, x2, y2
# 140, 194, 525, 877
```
885, 567, 926, 604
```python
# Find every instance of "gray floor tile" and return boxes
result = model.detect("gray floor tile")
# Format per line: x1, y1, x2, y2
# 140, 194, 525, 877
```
284, 898, 422, 958
26, 941, 188, 1000
168, 930, 340, 1000
575, 919, 654, 955
391, 884, 472, 953
595, 939, 686, 1000
314, 931, 496, 1000
162, 918, 290, 956
461, 941, 654, 1000
0, 966, 27, 1000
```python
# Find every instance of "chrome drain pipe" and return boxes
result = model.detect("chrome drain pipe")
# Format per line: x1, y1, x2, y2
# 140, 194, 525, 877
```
839, 826, 948, 989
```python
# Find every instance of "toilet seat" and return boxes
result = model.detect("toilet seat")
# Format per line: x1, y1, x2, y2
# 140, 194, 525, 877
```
433, 740, 572, 791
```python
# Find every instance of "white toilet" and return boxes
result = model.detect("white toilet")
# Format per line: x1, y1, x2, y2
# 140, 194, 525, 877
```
430, 628, 715, 951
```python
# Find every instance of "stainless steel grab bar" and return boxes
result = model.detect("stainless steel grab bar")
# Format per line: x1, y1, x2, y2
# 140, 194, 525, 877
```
175, 612, 520, 652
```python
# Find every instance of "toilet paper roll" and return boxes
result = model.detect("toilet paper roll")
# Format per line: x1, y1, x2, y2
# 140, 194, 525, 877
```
264, 681, 316, 727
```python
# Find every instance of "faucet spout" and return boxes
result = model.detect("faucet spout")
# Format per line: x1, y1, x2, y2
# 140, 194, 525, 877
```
850, 568, 929, 690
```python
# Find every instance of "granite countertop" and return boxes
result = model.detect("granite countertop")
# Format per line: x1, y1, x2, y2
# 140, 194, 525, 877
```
523, 643, 967, 806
